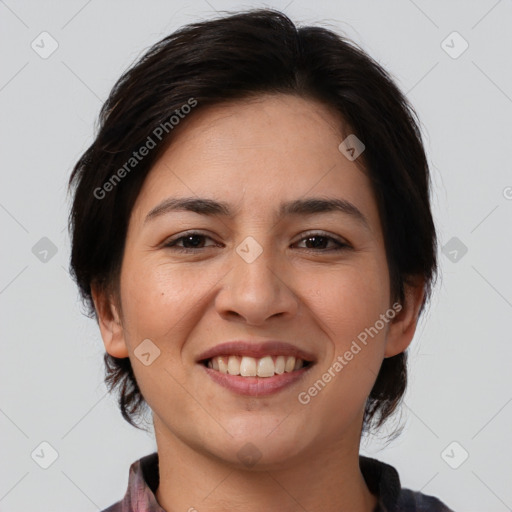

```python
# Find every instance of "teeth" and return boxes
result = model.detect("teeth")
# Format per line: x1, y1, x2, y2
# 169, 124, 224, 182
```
240, 356, 257, 377
218, 356, 229, 374
284, 356, 295, 373
208, 355, 308, 377
275, 355, 285, 374
227, 355, 241, 375
257, 356, 274, 377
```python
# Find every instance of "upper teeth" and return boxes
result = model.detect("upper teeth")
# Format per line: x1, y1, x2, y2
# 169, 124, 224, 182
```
206, 355, 304, 377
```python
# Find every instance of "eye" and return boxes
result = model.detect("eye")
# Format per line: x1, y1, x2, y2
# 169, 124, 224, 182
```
163, 231, 220, 252
163, 230, 350, 253
293, 232, 350, 252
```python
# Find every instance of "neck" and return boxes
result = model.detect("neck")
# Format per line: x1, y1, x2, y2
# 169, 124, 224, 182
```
153, 420, 377, 512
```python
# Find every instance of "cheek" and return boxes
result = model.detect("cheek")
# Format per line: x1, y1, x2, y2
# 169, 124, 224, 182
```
302, 266, 389, 419
119, 257, 224, 347
119, 258, 183, 340
304, 260, 390, 344
118, 261, 207, 410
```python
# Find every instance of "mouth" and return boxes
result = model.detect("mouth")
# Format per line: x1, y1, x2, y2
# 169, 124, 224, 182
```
196, 340, 316, 396
200, 355, 314, 377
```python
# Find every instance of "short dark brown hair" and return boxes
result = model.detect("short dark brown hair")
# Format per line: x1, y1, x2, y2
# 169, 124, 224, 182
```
68, 8, 438, 437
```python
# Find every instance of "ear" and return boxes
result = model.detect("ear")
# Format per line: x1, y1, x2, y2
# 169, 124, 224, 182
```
91, 284, 129, 358
384, 276, 426, 358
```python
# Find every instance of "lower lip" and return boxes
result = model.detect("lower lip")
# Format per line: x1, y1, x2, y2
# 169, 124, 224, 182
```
201, 364, 313, 396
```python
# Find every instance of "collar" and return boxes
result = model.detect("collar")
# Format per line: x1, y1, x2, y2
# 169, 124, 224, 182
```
112, 451, 403, 512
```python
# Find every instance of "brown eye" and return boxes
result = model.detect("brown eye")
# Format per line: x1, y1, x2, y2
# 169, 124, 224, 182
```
294, 232, 350, 252
164, 232, 219, 252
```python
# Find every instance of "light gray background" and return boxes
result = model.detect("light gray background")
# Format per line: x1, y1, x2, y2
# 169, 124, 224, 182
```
1, 1, 511, 511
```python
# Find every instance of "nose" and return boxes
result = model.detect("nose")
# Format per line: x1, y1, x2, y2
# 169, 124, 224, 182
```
214, 240, 299, 326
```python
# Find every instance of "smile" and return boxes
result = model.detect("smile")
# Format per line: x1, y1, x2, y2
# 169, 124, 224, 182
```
204, 355, 312, 377
200, 357, 314, 397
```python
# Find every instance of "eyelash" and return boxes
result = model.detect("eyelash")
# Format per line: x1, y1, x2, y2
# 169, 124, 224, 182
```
163, 230, 350, 253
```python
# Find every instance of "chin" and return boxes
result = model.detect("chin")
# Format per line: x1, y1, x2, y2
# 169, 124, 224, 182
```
206, 420, 310, 470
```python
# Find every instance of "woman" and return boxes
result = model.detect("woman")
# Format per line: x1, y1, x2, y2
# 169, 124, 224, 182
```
68, 8, 454, 512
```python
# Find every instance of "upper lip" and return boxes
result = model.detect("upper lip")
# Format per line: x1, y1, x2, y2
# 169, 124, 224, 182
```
196, 340, 317, 363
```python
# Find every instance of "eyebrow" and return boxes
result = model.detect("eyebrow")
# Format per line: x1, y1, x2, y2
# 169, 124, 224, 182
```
144, 196, 371, 230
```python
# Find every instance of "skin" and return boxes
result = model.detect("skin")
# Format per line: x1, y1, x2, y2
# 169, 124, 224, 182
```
93, 94, 425, 512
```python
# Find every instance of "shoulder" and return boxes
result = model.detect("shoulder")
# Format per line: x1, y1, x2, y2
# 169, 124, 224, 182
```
98, 500, 123, 512
396, 488, 456, 512
359, 455, 455, 512
97, 452, 161, 512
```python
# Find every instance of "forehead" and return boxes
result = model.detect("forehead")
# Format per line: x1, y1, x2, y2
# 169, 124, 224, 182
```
159, 94, 350, 167
130, 94, 379, 231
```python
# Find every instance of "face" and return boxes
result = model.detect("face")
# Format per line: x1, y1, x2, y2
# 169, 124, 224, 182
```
97, 94, 418, 469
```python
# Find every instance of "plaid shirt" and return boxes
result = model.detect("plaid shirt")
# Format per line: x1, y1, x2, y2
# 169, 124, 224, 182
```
101, 452, 455, 512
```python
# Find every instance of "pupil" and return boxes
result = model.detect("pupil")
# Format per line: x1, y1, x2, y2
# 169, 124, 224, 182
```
305, 236, 326, 249
184, 235, 203, 248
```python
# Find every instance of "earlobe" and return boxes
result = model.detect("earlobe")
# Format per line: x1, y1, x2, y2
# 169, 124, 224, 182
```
91, 284, 130, 359
384, 277, 426, 358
